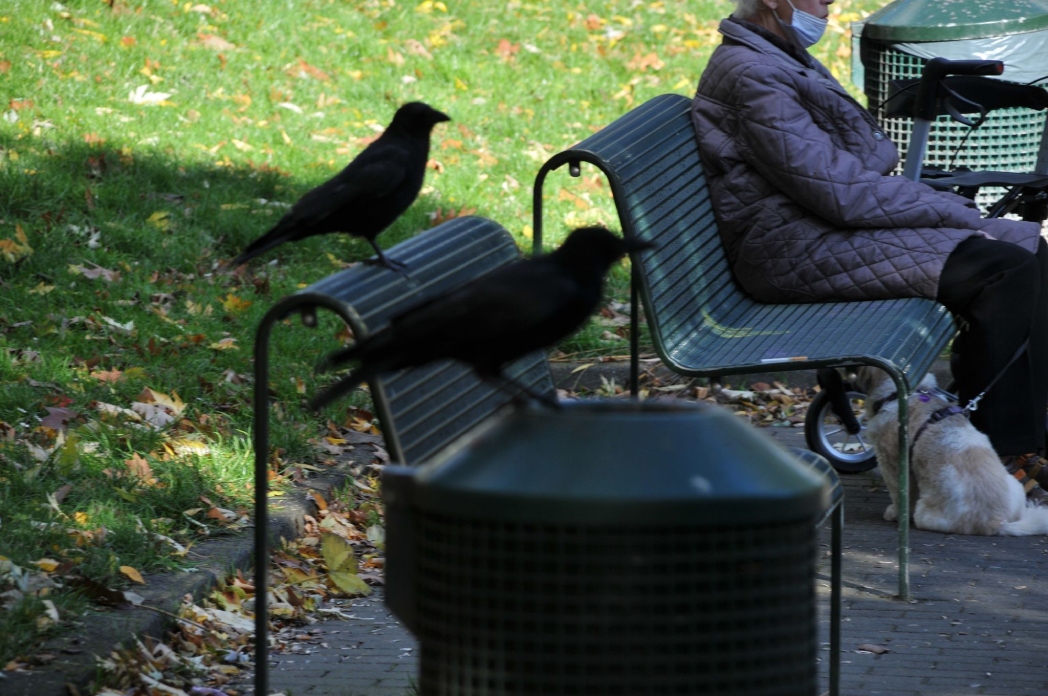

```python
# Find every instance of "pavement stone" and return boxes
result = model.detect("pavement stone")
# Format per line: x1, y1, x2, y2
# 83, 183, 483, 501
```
10, 359, 1048, 696
224, 418, 1048, 696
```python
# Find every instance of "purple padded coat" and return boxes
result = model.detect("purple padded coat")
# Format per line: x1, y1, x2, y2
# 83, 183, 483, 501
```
692, 18, 1040, 303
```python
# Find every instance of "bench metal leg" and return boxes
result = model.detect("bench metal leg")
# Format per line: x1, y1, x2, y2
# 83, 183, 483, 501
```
829, 500, 842, 696
892, 372, 911, 602
630, 263, 640, 398
252, 312, 278, 696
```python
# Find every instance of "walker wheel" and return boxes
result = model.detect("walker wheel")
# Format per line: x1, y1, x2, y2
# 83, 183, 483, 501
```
804, 389, 878, 473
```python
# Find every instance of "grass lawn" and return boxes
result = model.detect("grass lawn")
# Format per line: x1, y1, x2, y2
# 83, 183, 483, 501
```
0, 0, 884, 669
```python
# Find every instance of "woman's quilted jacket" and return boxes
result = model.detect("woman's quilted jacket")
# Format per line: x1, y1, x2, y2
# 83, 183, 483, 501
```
691, 18, 1040, 303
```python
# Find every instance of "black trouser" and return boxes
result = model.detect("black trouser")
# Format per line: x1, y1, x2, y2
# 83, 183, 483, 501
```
936, 236, 1048, 456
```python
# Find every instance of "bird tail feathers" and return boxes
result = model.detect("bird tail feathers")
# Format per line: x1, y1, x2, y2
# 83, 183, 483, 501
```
309, 364, 376, 412
230, 222, 294, 266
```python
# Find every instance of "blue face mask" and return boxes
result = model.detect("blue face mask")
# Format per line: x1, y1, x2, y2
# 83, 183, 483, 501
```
777, 0, 828, 48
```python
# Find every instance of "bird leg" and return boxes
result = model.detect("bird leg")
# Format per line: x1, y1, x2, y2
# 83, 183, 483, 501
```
484, 372, 561, 410
363, 240, 409, 273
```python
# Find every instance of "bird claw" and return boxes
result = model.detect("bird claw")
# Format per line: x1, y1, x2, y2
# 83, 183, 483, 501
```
363, 256, 409, 274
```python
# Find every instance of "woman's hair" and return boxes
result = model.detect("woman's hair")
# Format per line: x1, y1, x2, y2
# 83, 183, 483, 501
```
731, 0, 765, 18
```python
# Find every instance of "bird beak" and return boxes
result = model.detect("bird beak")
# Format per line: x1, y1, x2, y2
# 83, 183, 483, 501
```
434, 110, 451, 123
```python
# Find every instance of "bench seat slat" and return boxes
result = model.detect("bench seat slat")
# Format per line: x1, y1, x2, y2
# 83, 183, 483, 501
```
534, 93, 955, 605
273, 216, 555, 465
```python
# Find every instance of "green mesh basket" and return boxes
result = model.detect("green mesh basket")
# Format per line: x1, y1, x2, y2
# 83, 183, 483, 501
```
862, 39, 1048, 213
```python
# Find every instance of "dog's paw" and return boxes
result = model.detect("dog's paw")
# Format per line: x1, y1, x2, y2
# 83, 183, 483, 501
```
883, 503, 898, 522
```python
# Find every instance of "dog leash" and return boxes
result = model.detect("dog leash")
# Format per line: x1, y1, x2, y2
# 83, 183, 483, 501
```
870, 337, 1030, 461
871, 337, 1029, 416
962, 338, 1030, 413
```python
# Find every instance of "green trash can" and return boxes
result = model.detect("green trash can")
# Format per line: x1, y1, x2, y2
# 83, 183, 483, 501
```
855, 0, 1048, 211
383, 400, 830, 695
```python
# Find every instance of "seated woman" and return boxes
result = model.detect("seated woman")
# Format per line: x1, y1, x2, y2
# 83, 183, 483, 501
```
692, 0, 1048, 500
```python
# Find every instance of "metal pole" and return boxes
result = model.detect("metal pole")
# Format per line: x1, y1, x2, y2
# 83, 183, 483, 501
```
894, 373, 911, 601
253, 314, 276, 696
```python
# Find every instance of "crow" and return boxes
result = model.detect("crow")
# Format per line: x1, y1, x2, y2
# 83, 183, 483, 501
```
230, 101, 450, 269
309, 227, 652, 410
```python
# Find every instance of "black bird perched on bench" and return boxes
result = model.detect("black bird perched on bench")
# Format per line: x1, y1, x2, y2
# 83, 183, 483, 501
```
309, 226, 652, 410
231, 101, 450, 270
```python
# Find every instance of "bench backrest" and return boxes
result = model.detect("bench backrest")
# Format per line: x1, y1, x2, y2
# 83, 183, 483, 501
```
272, 216, 555, 465
534, 93, 954, 384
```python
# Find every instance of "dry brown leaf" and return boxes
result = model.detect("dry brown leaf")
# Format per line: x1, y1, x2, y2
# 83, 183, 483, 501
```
196, 32, 235, 50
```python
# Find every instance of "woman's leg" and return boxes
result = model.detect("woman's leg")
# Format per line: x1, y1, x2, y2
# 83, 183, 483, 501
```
936, 237, 1048, 457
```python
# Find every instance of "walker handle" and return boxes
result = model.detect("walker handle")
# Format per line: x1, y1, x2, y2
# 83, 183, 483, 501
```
913, 58, 1004, 121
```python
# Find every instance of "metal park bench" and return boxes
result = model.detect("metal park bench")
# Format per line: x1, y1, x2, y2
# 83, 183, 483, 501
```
533, 93, 957, 603
249, 212, 846, 695
249, 215, 555, 695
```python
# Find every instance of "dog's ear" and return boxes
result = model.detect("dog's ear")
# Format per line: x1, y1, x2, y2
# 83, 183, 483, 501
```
853, 366, 881, 393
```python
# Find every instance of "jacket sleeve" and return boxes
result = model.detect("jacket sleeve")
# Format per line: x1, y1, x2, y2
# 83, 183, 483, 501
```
730, 64, 987, 231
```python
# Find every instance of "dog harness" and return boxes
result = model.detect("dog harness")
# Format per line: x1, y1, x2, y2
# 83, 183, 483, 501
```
871, 389, 968, 458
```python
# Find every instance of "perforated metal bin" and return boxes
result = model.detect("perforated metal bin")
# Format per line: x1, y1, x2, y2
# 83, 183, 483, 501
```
856, 0, 1048, 212
383, 401, 830, 695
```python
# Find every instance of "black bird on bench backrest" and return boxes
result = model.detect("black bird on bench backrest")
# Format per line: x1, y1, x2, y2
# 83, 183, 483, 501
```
231, 101, 450, 270
309, 226, 652, 410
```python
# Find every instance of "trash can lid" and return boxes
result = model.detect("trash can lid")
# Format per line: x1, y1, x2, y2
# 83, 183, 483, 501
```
863, 0, 1048, 42
405, 400, 830, 527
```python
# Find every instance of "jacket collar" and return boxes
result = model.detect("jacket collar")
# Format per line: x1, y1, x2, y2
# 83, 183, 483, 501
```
718, 17, 884, 131
719, 18, 837, 85
723, 17, 815, 70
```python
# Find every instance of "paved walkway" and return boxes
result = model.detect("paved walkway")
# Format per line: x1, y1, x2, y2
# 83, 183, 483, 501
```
226, 423, 1048, 696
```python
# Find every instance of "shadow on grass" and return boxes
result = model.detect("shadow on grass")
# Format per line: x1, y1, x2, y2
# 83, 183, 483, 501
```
0, 131, 449, 277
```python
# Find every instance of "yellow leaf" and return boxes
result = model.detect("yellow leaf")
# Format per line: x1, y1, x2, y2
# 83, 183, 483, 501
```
320, 532, 357, 573
29, 282, 54, 295
147, 211, 170, 231
74, 511, 88, 525
221, 293, 252, 313
33, 558, 60, 572
454, 77, 468, 91
209, 337, 238, 351
138, 387, 186, 415
329, 570, 372, 596
280, 567, 314, 584
73, 28, 108, 42
120, 565, 145, 584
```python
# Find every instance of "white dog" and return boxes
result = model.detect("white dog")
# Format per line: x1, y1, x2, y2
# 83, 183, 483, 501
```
854, 366, 1048, 536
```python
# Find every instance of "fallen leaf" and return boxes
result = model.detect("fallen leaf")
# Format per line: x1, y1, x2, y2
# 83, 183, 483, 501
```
99, 316, 134, 333
90, 368, 123, 383
220, 294, 251, 313
41, 407, 78, 431
495, 38, 519, 60
856, 643, 891, 654
69, 262, 120, 282
128, 85, 173, 105
119, 565, 145, 584
197, 32, 235, 50
321, 532, 357, 573
146, 210, 170, 231
33, 558, 61, 572
627, 51, 665, 72
124, 453, 154, 482
137, 388, 185, 415
209, 337, 238, 351
286, 58, 331, 81
329, 570, 371, 596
